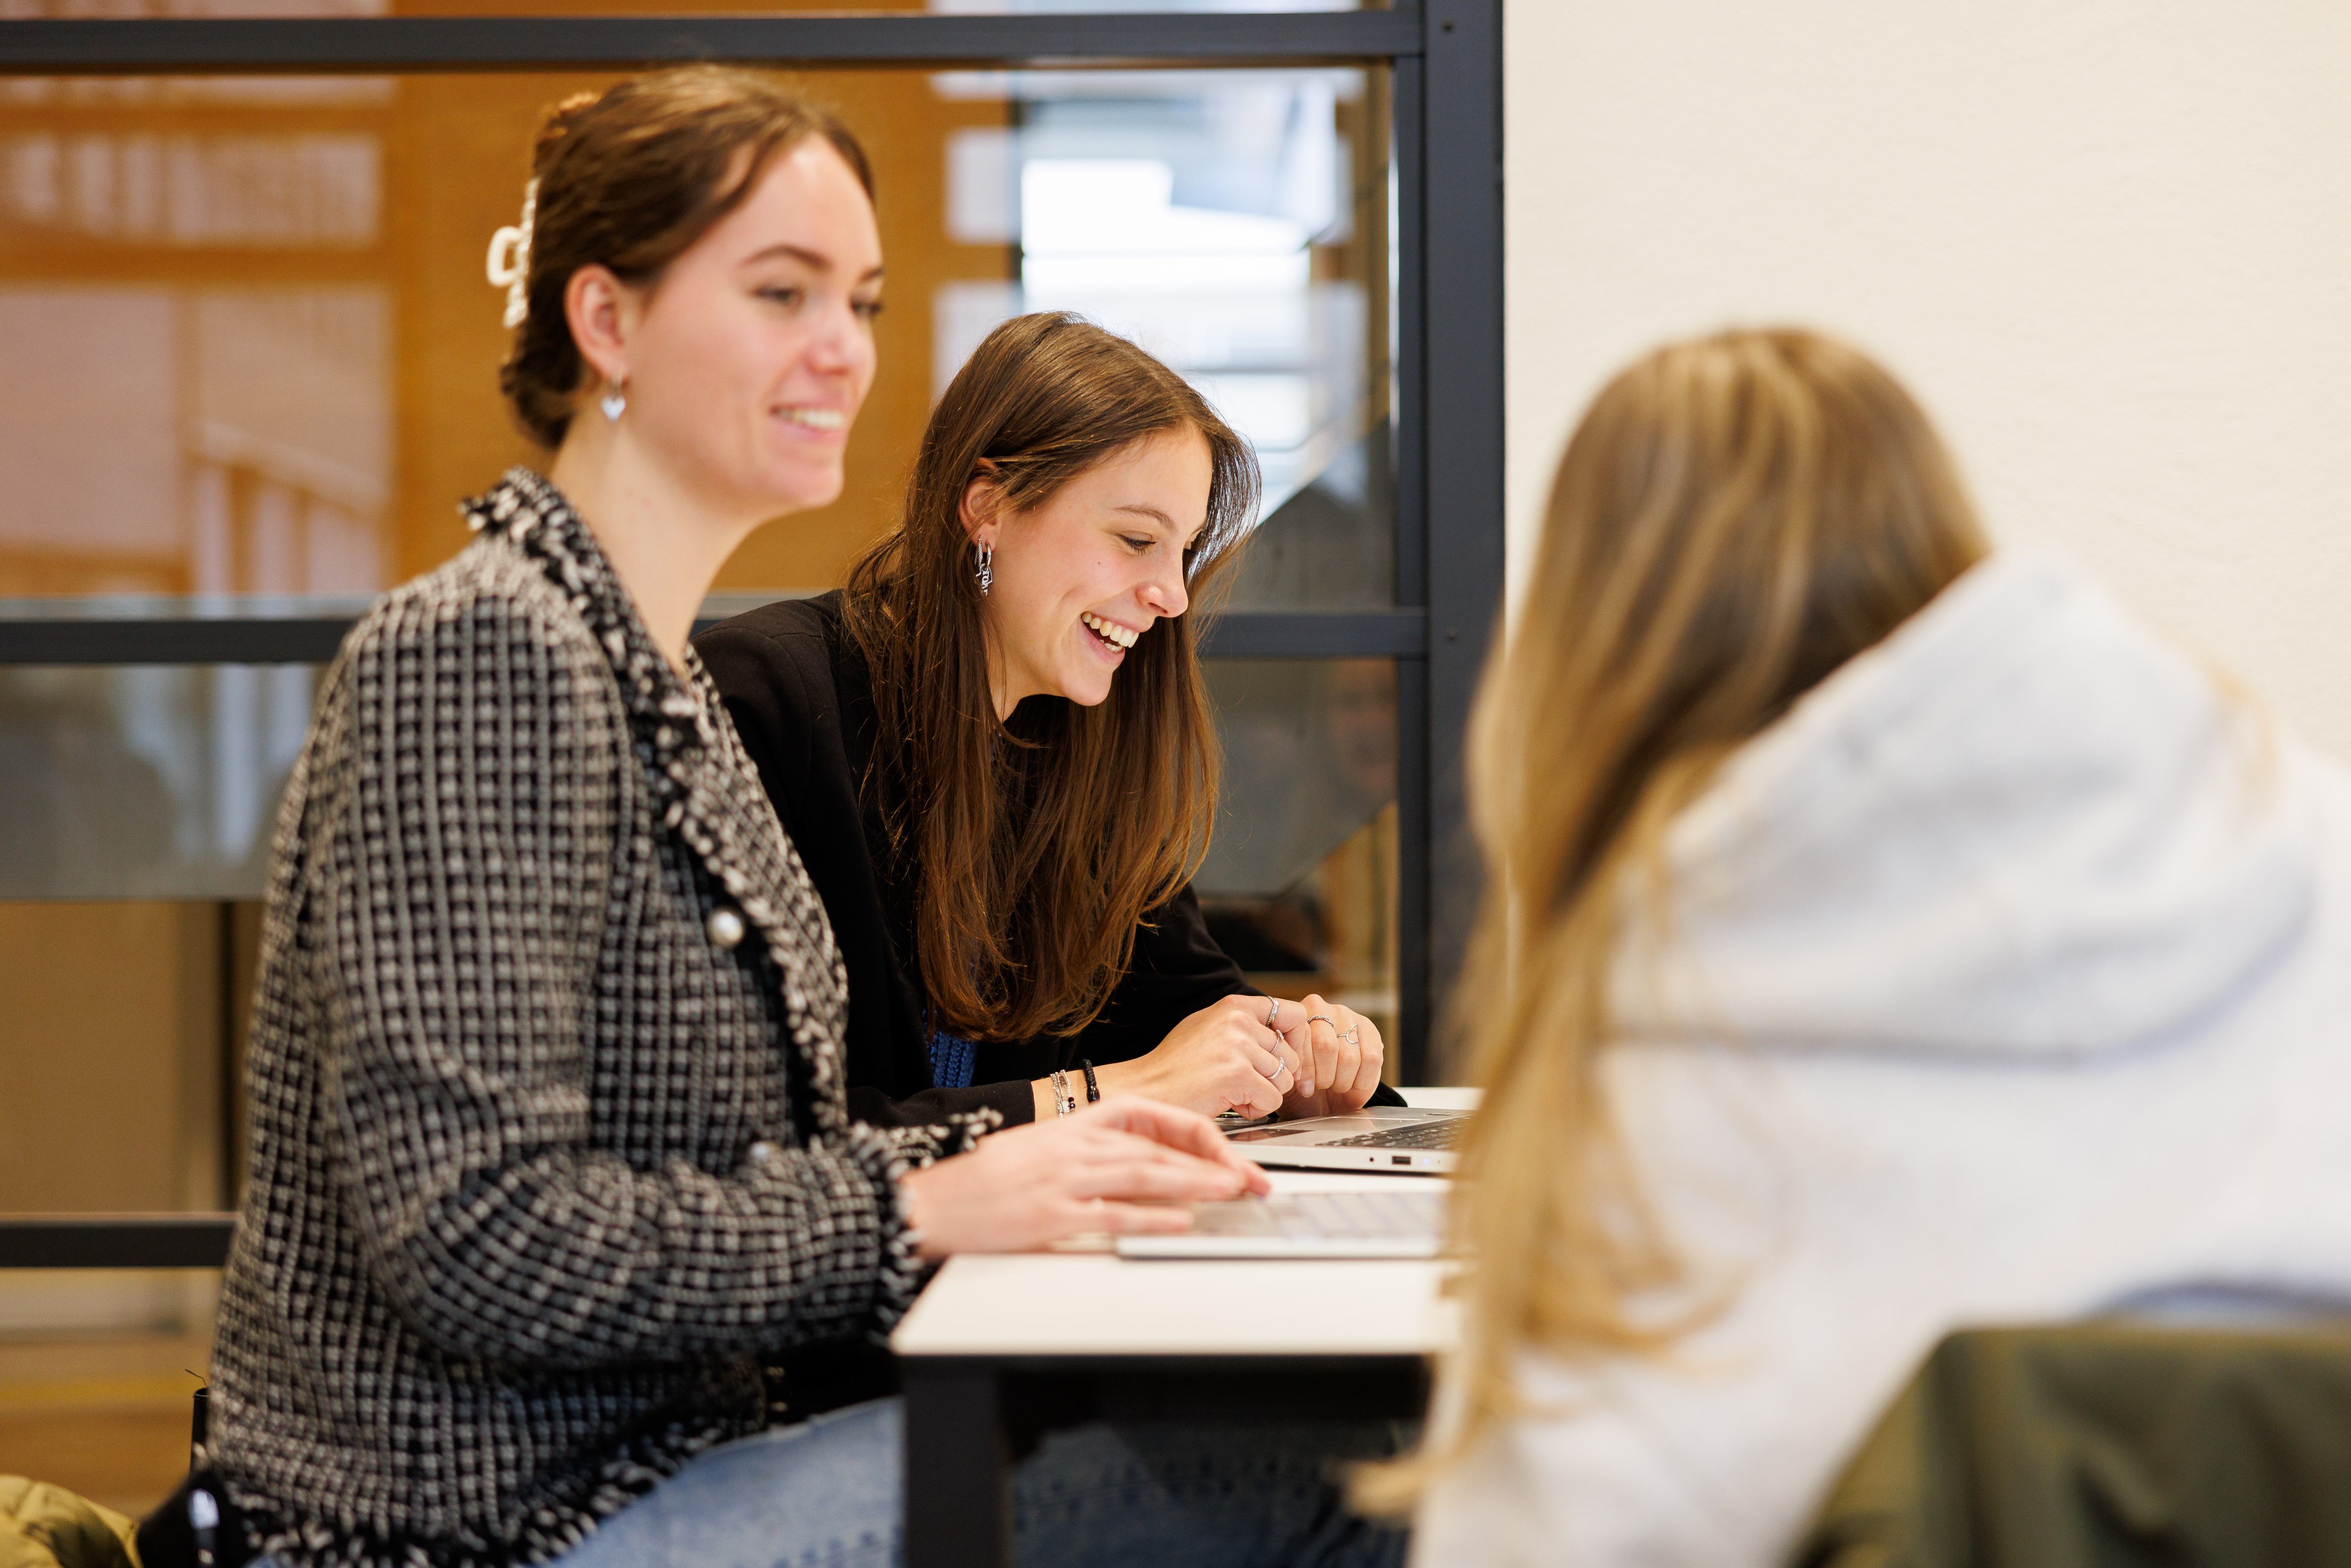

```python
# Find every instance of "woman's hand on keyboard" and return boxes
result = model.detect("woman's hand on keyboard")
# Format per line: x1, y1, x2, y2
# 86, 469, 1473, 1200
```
1277, 994, 1387, 1119
897, 1097, 1270, 1256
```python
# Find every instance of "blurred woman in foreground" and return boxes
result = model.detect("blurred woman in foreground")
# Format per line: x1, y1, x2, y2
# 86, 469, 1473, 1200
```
1382, 328, 2351, 1564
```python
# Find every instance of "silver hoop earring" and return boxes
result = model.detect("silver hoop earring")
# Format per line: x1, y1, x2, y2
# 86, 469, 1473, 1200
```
600, 379, 626, 424
974, 543, 993, 596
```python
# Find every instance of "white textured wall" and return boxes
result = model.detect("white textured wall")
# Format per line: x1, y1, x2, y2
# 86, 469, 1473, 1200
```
1505, 0, 2351, 760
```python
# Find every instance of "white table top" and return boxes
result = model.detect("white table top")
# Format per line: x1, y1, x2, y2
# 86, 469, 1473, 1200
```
892, 1086, 1475, 1360
890, 1186, 1458, 1357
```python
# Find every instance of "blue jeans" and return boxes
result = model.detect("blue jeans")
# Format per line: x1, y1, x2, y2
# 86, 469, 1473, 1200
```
560, 1399, 900, 1568
567, 1397, 1408, 1568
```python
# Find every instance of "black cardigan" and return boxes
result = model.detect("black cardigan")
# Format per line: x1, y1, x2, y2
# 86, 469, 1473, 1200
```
696, 591, 1259, 1127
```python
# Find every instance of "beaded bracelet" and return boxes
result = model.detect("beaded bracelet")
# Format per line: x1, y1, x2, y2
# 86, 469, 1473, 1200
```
1050, 1068, 1078, 1117
1078, 1059, 1101, 1103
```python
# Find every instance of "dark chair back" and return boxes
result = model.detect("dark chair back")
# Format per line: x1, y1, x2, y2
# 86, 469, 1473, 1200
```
1793, 1322, 2351, 1568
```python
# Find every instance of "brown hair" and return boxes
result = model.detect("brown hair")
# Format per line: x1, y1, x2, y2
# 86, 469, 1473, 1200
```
499, 67, 873, 449
843, 313, 1260, 1044
1358, 328, 1989, 1510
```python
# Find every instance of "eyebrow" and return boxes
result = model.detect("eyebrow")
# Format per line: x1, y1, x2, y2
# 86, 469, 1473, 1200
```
742, 243, 885, 284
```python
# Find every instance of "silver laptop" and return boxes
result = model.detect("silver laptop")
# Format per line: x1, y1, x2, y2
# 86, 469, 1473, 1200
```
1219, 1106, 1463, 1174
1115, 1187, 1449, 1259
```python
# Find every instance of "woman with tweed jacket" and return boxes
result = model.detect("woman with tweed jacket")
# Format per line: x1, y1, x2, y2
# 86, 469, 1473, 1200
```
199, 70, 1406, 1568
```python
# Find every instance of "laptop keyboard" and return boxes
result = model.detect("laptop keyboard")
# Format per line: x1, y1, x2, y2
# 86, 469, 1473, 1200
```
1191, 1190, 1448, 1241
1318, 1120, 1462, 1151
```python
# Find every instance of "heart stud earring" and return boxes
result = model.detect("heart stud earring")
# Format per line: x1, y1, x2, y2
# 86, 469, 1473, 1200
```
600, 379, 626, 424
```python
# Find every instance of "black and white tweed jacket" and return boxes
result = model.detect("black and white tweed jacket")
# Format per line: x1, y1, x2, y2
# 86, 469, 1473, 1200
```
206, 470, 992, 1568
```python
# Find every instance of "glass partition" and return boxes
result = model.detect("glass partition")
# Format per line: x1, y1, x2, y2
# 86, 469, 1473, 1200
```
1199, 657, 1396, 1051
0, 61, 1007, 601
0, 60, 1393, 610
931, 65, 1388, 534
0, 665, 313, 898
0, 894, 233, 1428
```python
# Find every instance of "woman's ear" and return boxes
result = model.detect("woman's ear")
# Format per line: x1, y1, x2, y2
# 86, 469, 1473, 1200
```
563, 263, 634, 391
959, 461, 1002, 552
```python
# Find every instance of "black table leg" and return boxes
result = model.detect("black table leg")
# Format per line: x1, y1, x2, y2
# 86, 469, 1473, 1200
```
904, 1358, 1009, 1568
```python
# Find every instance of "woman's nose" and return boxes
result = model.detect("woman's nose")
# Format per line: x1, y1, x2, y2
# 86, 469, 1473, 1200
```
804, 297, 874, 377
1140, 559, 1189, 619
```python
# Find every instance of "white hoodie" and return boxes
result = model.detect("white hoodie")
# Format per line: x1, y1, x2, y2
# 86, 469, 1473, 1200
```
1412, 552, 2351, 1567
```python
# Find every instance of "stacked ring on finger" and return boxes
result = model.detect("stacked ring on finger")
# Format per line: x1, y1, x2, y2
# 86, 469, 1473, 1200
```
1306, 1014, 1337, 1030
1263, 1048, 1286, 1082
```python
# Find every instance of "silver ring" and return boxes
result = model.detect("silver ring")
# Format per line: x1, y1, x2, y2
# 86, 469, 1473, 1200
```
1264, 1048, 1286, 1082
1306, 1014, 1337, 1030
1265, 998, 1281, 1029
1343, 1025, 1361, 1045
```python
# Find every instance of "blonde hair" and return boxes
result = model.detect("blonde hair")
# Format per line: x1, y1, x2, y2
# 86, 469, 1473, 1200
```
1360, 328, 1989, 1509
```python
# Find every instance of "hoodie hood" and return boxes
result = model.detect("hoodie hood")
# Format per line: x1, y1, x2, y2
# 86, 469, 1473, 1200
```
1614, 551, 2319, 1057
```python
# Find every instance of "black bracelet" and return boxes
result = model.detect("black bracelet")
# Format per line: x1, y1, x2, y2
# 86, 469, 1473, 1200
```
1078, 1059, 1101, 1103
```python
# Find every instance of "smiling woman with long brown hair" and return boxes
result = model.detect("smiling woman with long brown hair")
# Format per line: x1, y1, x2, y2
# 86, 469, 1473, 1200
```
700, 311, 1398, 1132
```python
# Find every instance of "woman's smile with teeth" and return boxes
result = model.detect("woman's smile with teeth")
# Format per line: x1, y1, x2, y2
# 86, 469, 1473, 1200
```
1081, 612, 1138, 652
778, 406, 845, 430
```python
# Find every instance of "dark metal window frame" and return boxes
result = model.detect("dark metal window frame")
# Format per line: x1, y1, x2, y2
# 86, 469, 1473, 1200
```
0, 0, 1502, 1269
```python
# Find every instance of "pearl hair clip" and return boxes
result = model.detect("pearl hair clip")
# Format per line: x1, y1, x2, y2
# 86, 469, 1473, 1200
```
485, 179, 538, 329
